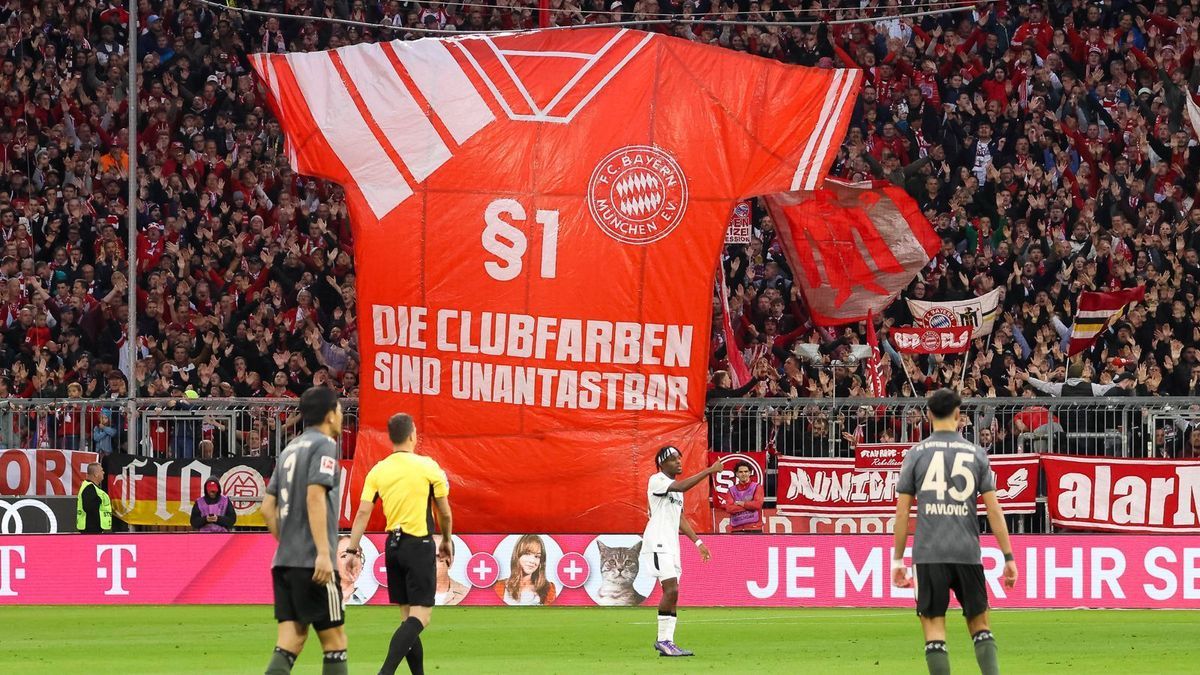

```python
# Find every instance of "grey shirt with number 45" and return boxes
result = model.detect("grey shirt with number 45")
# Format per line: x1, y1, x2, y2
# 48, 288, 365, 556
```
266, 428, 341, 569
897, 430, 995, 565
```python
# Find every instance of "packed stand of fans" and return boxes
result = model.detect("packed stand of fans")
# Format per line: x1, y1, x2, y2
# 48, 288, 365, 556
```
705, 1, 1200, 457
0, 0, 370, 453
711, 1, 1200, 396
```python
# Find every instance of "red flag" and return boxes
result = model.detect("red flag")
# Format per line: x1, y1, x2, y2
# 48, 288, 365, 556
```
865, 310, 886, 397
717, 265, 752, 387
766, 179, 940, 327
1067, 286, 1146, 356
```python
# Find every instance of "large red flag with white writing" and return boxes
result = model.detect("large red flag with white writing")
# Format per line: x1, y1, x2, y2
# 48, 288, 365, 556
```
766, 179, 939, 327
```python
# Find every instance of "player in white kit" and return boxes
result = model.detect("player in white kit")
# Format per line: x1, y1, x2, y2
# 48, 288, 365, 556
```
641, 446, 720, 657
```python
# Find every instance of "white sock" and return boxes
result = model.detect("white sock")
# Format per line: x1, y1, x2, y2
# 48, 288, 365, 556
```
657, 615, 677, 642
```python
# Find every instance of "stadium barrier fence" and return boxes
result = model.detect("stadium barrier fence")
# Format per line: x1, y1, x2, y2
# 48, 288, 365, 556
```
1, 396, 1193, 535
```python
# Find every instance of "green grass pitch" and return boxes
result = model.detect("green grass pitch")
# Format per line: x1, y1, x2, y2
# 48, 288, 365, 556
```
2, 606, 1196, 673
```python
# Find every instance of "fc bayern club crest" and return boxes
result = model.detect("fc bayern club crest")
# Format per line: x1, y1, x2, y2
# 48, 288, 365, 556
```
587, 145, 689, 245
922, 307, 957, 329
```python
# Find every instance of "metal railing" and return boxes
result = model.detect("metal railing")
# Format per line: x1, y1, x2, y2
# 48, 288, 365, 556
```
705, 396, 1199, 534
0, 395, 1188, 461
705, 396, 1175, 459
0, 398, 360, 459
3, 395, 1193, 535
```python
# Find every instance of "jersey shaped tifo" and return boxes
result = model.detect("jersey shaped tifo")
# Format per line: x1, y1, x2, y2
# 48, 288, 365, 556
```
251, 28, 861, 532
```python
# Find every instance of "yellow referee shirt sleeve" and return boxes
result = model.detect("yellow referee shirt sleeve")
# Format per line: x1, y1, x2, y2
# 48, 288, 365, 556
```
429, 461, 449, 499
360, 464, 380, 502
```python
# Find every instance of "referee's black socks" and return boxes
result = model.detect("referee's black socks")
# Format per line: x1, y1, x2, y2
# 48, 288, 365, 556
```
381, 617, 425, 675
924, 640, 950, 675
973, 630, 999, 675
407, 636, 425, 675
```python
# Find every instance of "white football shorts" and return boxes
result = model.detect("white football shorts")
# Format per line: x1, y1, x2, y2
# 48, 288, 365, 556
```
641, 551, 682, 582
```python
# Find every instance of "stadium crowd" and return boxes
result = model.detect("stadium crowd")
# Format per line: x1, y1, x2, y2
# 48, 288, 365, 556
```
710, 0, 1200, 404
1, 0, 1198, 452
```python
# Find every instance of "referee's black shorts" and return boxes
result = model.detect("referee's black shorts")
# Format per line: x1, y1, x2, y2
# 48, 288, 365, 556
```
272, 567, 344, 630
385, 532, 437, 606
915, 563, 989, 619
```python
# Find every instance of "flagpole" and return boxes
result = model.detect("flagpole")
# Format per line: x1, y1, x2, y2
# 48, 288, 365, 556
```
902, 353, 919, 397
958, 337, 972, 391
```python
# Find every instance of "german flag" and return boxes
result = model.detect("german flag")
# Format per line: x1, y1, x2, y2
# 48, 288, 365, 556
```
1068, 286, 1146, 356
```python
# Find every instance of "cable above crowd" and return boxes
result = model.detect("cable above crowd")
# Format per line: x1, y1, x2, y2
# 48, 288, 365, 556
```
1, 0, 1198, 412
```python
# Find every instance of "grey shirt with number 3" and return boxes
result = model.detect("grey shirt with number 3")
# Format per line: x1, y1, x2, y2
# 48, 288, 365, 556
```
266, 428, 341, 569
897, 430, 995, 565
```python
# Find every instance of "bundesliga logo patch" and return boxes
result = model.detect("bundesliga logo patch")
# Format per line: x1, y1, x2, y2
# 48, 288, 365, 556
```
587, 145, 688, 245
319, 456, 337, 476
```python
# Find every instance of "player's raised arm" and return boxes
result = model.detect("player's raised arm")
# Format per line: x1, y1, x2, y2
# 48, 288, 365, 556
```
982, 491, 1019, 589
667, 460, 721, 492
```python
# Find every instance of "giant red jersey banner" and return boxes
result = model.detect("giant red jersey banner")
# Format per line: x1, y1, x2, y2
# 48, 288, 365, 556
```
776, 455, 1038, 517
1043, 455, 1200, 533
252, 29, 861, 532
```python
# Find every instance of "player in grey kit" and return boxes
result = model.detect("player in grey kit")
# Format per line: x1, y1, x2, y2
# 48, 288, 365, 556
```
261, 387, 347, 675
891, 389, 1019, 675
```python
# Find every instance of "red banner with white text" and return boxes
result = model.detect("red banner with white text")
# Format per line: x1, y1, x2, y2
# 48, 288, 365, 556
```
707, 451, 769, 500
1043, 456, 1200, 533
0, 449, 98, 497
854, 443, 914, 470
890, 326, 971, 354
776, 455, 1038, 517
724, 200, 752, 244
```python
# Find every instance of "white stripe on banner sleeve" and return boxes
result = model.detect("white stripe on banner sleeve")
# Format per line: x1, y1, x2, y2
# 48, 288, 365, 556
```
339, 44, 452, 182
803, 70, 858, 190
286, 51, 413, 219
388, 39, 494, 145
257, 56, 301, 175
790, 70, 845, 191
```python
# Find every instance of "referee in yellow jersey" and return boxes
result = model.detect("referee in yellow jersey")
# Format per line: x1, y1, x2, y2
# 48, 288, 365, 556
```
347, 413, 452, 675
